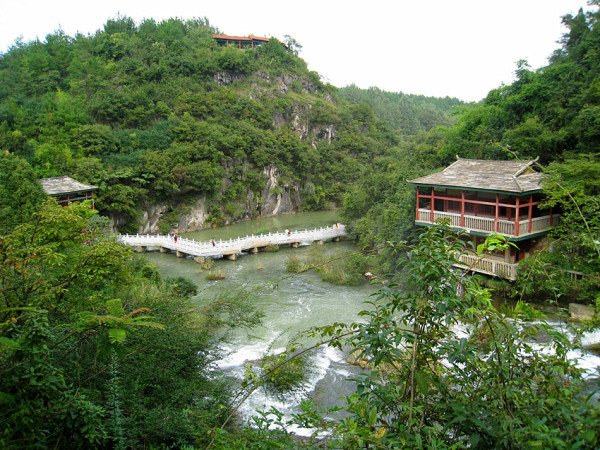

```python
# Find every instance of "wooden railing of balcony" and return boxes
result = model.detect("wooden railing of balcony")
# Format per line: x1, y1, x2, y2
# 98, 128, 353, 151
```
452, 252, 518, 281
415, 187, 557, 237
417, 209, 559, 238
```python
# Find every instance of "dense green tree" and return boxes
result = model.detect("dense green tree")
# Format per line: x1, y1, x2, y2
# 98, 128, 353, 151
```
0, 201, 248, 448
0, 153, 44, 232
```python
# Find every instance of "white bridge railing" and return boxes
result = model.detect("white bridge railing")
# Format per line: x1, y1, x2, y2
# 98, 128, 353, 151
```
118, 224, 347, 259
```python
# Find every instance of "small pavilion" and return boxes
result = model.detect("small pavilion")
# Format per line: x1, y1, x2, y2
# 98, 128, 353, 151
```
212, 34, 271, 49
39, 176, 98, 208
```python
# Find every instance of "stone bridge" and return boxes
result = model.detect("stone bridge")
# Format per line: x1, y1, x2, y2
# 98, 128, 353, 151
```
118, 224, 347, 261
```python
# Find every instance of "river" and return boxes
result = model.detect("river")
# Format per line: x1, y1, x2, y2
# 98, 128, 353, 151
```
142, 211, 377, 433
141, 210, 600, 434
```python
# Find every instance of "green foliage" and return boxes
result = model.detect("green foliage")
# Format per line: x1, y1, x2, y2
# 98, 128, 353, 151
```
246, 225, 600, 448
0, 15, 456, 232
476, 234, 518, 255
164, 276, 198, 297
0, 153, 44, 233
206, 269, 226, 280
260, 350, 310, 394
516, 154, 600, 302
0, 202, 244, 448
337, 85, 464, 135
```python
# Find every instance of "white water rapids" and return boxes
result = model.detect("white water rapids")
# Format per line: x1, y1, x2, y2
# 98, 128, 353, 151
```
141, 211, 600, 435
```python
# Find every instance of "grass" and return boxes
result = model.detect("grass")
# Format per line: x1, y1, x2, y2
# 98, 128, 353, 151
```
260, 350, 311, 394
205, 270, 225, 280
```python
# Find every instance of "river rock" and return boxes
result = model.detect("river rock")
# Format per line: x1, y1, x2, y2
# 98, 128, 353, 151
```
569, 303, 597, 321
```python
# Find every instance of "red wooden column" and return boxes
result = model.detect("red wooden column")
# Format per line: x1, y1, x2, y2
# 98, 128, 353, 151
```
415, 187, 420, 221
515, 197, 520, 237
528, 194, 533, 234
495, 193, 499, 233
430, 188, 435, 223
460, 191, 465, 227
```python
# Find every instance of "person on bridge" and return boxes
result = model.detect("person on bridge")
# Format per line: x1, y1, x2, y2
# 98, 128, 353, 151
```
211, 238, 216, 246
174, 234, 178, 243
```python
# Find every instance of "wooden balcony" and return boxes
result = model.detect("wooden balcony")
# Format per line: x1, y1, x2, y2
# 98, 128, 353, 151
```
416, 209, 559, 239
452, 252, 518, 281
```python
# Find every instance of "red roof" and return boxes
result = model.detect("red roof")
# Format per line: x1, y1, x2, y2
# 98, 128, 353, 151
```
212, 34, 270, 42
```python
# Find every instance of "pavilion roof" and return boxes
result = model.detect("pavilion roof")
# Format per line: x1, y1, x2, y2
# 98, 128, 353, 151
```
39, 176, 98, 196
407, 158, 545, 194
212, 34, 270, 42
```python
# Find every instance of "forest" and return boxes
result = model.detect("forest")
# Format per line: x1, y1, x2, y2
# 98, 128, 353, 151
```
0, 16, 459, 234
1, 4, 600, 449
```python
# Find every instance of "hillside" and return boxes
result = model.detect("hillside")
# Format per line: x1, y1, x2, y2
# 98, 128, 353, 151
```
338, 84, 465, 134
340, 6, 600, 296
0, 16, 456, 234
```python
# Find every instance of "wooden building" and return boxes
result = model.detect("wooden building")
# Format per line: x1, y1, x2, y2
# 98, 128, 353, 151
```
212, 34, 270, 49
39, 176, 98, 208
408, 158, 559, 280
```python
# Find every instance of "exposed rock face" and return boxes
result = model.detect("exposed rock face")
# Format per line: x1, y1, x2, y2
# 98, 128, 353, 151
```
135, 166, 300, 234
138, 203, 170, 234
131, 69, 331, 234
315, 124, 337, 144
213, 71, 245, 85
259, 165, 299, 217
178, 196, 209, 231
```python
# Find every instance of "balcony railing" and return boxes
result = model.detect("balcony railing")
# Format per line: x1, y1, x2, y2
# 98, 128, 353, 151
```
452, 252, 518, 281
417, 209, 559, 238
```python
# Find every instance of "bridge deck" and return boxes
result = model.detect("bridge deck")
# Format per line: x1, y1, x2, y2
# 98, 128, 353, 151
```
118, 224, 347, 259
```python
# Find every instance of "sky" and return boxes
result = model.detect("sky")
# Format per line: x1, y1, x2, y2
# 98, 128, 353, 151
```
0, 0, 595, 102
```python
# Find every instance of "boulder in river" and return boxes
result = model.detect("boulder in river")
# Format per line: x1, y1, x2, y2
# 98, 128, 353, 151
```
569, 303, 597, 321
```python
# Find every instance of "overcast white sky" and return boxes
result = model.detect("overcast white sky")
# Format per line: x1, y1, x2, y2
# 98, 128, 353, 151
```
0, 0, 595, 102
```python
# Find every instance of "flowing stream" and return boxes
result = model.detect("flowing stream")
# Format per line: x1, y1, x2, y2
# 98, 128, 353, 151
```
142, 211, 377, 433
142, 210, 600, 433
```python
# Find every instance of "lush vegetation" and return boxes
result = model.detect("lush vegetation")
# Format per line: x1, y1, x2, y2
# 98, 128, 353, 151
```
340, 6, 600, 300
0, 16, 458, 233
219, 226, 600, 448
2, 4, 600, 448
0, 155, 261, 448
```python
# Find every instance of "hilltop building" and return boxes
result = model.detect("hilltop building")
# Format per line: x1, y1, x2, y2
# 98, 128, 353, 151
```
39, 176, 98, 208
408, 157, 559, 280
212, 34, 270, 49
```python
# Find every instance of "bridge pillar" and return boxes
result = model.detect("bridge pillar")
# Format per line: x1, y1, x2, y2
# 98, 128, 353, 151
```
258, 246, 269, 252
225, 253, 238, 261
176, 250, 186, 258
333, 237, 340, 242
159, 246, 169, 253
291, 242, 299, 248
316, 240, 324, 245
249, 247, 258, 254
135, 246, 146, 253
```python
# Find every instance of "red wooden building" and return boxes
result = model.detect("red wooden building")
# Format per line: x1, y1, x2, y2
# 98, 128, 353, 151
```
212, 34, 271, 49
40, 176, 98, 209
408, 158, 559, 280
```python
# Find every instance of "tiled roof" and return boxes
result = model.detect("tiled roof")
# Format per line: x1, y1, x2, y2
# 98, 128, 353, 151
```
212, 34, 270, 42
407, 158, 545, 193
39, 176, 98, 196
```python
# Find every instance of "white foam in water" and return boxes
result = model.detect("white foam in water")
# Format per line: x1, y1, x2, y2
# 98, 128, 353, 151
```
579, 328, 600, 348
228, 345, 342, 437
218, 308, 600, 437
